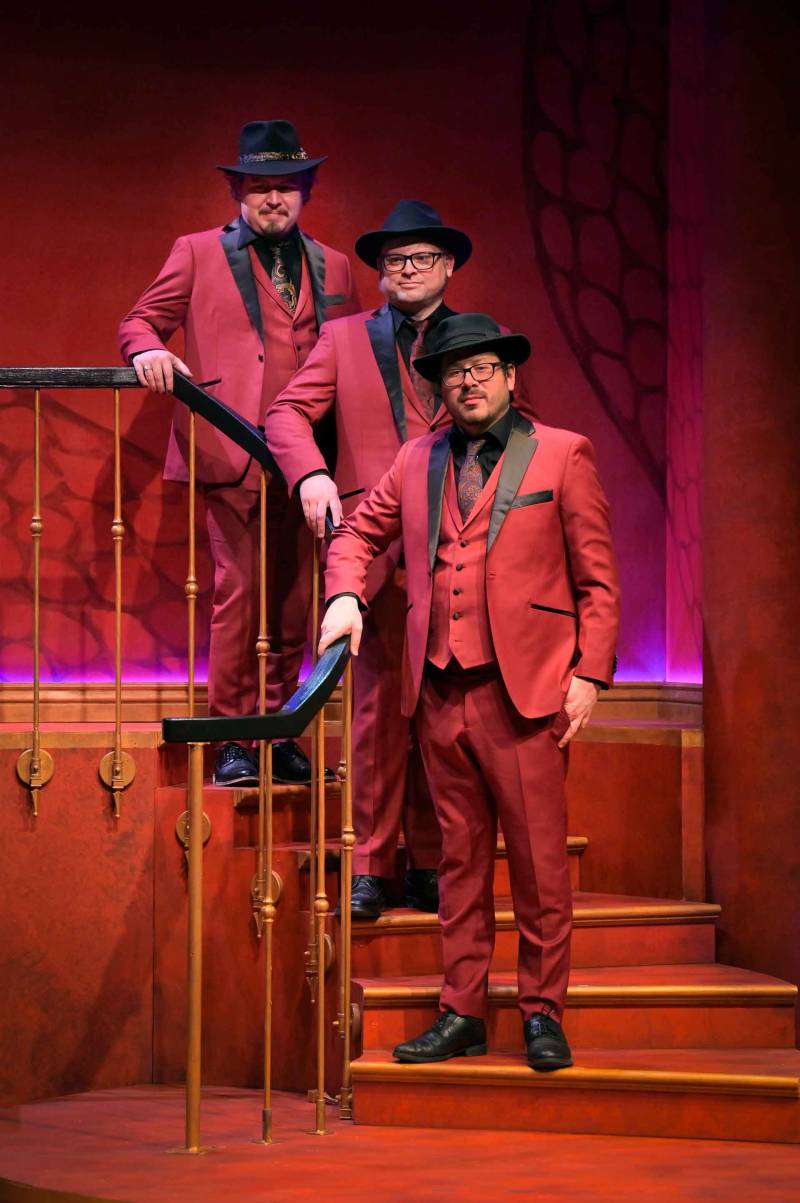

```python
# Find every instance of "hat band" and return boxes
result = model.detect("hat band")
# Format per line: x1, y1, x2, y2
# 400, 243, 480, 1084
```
240, 149, 309, 163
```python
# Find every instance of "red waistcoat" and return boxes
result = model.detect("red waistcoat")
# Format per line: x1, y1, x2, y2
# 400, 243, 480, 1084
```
426, 460, 501, 669
250, 248, 319, 417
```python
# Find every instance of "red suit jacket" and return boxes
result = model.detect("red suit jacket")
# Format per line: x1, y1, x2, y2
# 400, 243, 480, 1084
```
119, 218, 358, 485
264, 304, 534, 597
325, 410, 621, 719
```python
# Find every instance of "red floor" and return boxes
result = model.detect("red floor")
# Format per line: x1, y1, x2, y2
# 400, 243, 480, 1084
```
0, 1086, 798, 1203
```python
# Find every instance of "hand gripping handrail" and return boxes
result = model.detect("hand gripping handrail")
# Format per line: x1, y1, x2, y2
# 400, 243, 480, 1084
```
161, 635, 350, 744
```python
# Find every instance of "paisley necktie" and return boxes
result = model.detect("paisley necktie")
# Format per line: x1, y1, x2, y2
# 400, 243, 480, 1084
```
408, 318, 435, 419
270, 241, 298, 312
457, 439, 486, 521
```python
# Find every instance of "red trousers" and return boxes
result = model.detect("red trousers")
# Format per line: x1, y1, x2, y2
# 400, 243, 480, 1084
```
203, 481, 312, 718
352, 575, 441, 877
415, 665, 572, 1022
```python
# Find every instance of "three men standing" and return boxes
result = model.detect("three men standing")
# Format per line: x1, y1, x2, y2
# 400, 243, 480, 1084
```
119, 119, 359, 786
320, 314, 620, 1069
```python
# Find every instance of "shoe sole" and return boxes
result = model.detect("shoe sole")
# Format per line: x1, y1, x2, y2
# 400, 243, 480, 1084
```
394, 1043, 488, 1064
527, 1056, 573, 1072
212, 775, 259, 787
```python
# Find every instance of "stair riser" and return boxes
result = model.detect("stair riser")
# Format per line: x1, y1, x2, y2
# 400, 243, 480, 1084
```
351, 922, 718, 977
352, 1079, 800, 1143
360, 1003, 797, 1055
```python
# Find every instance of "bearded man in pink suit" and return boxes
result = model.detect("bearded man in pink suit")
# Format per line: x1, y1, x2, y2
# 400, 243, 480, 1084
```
319, 313, 620, 1071
119, 120, 359, 787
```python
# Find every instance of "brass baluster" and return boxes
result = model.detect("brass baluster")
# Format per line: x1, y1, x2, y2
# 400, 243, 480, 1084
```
185, 741, 206, 1152
337, 660, 355, 1119
186, 411, 197, 718
311, 700, 329, 1136
99, 388, 136, 816
16, 388, 54, 812
304, 537, 321, 1002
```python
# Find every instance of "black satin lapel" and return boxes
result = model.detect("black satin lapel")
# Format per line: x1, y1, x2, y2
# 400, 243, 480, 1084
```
487, 413, 538, 553
301, 232, 327, 329
366, 305, 406, 442
427, 434, 451, 571
219, 222, 263, 341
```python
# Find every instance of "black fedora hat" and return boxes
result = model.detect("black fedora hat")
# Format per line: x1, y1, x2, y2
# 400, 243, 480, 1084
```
355, 200, 472, 269
217, 119, 326, 176
413, 313, 531, 382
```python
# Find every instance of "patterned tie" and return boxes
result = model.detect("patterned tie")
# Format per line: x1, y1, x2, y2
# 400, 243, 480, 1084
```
270, 241, 298, 312
408, 318, 435, 419
457, 438, 486, 521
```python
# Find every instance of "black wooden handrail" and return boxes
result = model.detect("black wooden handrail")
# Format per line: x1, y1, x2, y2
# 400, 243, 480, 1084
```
161, 636, 350, 744
0, 367, 281, 478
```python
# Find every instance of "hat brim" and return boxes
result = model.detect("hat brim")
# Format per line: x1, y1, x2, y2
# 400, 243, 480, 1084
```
216, 156, 327, 176
413, 333, 532, 382
355, 226, 472, 270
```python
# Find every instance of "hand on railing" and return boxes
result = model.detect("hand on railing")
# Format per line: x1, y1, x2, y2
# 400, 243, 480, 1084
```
299, 474, 342, 537
133, 350, 192, 394
319, 596, 362, 658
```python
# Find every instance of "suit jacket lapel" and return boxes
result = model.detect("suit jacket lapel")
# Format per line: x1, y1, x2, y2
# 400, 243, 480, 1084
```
427, 433, 452, 571
366, 305, 407, 442
300, 230, 326, 330
219, 219, 263, 342
487, 413, 538, 553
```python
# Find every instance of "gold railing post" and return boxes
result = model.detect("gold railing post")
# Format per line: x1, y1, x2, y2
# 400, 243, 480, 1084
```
304, 537, 321, 1002
311, 701, 329, 1136
17, 387, 54, 812
99, 388, 135, 815
185, 740, 206, 1152
186, 411, 197, 718
337, 660, 355, 1120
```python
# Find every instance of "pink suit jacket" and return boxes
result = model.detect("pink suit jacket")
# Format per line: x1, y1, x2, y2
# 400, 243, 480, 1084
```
325, 411, 621, 720
118, 218, 358, 485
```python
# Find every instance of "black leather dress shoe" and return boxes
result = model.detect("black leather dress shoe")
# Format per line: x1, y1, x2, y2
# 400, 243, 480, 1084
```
403, 868, 439, 912
350, 874, 388, 919
393, 1011, 487, 1063
213, 742, 259, 787
271, 739, 336, 784
523, 1013, 573, 1071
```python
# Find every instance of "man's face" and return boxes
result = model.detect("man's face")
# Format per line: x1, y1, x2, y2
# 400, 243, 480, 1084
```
377, 239, 454, 314
239, 173, 304, 238
440, 350, 516, 434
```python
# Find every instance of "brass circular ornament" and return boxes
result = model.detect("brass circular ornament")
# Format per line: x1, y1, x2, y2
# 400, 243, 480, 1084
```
98, 750, 137, 790
16, 747, 55, 788
175, 810, 212, 849
250, 870, 283, 906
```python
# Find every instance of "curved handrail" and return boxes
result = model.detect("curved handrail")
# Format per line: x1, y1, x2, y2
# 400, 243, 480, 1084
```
161, 636, 350, 744
0, 367, 282, 479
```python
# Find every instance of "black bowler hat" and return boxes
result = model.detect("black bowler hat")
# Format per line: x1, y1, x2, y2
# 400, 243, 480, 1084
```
355, 200, 472, 269
413, 313, 531, 382
216, 119, 326, 176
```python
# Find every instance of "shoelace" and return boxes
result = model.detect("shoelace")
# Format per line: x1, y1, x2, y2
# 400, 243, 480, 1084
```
526, 1014, 558, 1038
218, 742, 251, 766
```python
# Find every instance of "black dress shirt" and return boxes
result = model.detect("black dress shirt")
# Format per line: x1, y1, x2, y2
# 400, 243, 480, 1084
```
391, 301, 455, 371
449, 406, 515, 486
238, 219, 303, 293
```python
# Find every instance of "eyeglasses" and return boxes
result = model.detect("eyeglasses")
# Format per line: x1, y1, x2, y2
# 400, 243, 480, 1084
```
380, 251, 444, 273
441, 360, 508, 388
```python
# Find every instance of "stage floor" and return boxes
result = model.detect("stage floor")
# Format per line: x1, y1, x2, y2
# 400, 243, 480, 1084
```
0, 1086, 798, 1203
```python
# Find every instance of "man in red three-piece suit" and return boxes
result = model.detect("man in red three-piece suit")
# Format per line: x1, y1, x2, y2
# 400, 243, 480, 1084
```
266, 201, 535, 919
320, 314, 620, 1071
119, 120, 359, 787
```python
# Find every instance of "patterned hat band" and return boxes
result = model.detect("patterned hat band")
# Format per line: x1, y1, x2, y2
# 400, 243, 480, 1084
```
241, 149, 309, 163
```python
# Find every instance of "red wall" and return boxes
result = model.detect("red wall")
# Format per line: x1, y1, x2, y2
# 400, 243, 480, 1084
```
0, 0, 667, 683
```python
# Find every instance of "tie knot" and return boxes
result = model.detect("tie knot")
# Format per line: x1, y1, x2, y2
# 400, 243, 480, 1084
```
408, 317, 429, 335
465, 438, 485, 457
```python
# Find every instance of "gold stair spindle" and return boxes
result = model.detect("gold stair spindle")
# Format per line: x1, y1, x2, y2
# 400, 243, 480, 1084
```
184, 741, 206, 1152
337, 660, 355, 1120
311, 701, 329, 1136
16, 387, 54, 812
99, 388, 135, 816
185, 411, 197, 718
304, 535, 321, 1002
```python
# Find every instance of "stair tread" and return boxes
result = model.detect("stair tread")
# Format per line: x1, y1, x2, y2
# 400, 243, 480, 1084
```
356, 962, 798, 1001
354, 891, 722, 931
352, 1047, 800, 1096
278, 835, 588, 854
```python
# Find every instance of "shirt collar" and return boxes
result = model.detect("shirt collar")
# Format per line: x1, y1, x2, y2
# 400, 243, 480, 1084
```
450, 405, 515, 453
237, 217, 301, 251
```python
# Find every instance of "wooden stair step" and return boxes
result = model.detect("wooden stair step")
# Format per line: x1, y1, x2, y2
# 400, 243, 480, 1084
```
351, 1047, 800, 1143
351, 892, 721, 976
355, 963, 798, 1053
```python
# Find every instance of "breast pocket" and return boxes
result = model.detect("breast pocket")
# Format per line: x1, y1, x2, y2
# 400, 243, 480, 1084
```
510, 489, 554, 509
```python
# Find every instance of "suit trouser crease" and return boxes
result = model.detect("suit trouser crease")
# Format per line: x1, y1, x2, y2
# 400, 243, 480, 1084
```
417, 670, 572, 1023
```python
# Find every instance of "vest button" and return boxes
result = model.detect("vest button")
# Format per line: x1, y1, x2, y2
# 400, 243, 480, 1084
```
258, 354, 264, 362
453, 612, 462, 620
455, 564, 464, 572
460, 539, 468, 547
453, 587, 462, 596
